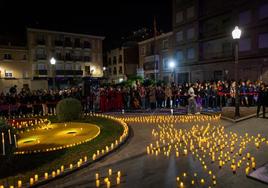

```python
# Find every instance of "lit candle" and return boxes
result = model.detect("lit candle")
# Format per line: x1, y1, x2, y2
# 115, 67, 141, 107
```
96, 173, 99, 180
30, 178, 34, 185
18, 180, 22, 188
8, 129, 12, 144
2, 132, 5, 155
117, 171, 121, 177
179, 182, 184, 188
116, 177, 120, 184
96, 179, 100, 187
34, 174, 38, 182
52, 171, 56, 178
44, 172, 48, 180
245, 167, 250, 175
252, 162, 256, 169
108, 169, 112, 176
107, 181, 111, 188
200, 179, 205, 184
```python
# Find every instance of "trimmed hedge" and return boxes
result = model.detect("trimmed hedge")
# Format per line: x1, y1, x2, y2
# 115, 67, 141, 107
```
56, 98, 83, 122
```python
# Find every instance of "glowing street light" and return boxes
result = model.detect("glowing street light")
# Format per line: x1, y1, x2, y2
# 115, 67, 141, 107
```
232, 26, 242, 118
169, 60, 176, 83
50, 57, 56, 90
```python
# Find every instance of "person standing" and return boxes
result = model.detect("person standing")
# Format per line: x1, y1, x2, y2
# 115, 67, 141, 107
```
257, 83, 267, 118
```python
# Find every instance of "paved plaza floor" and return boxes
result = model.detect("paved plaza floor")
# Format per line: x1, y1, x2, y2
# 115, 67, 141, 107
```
40, 114, 268, 188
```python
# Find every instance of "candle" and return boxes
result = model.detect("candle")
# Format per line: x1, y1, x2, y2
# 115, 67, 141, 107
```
107, 181, 111, 188
191, 180, 195, 185
108, 169, 112, 176
96, 173, 99, 180
2, 132, 5, 156
116, 177, 120, 184
117, 171, 121, 177
14, 135, 17, 148
245, 167, 250, 175
252, 162, 256, 169
96, 179, 100, 187
18, 180, 22, 188
52, 171, 56, 178
179, 182, 184, 188
70, 164, 73, 169
8, 129, 12, 144
34, 174, 38, 182
30, 178, 34, 185
44, 172, 48, 179
200, 179, 205, 184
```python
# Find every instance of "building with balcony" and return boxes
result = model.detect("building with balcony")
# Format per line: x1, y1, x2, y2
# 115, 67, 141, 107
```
0, 44, 32, 92
138, 32, 174, 83
172, 0, 268, 83
106, 42, 139, 84
27, 28, 105, 85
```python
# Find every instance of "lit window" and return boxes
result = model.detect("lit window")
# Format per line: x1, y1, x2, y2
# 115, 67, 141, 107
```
37, 64, 46, 70
5, 70, 13, 78
259, 3, 268, 19
258, 33, 268, 48
239, 38, 251, 51
186, 6, 194, 19
175, 11, 183, 23
239, 10, 251, 25
176, 31, 183, 42
187, 48, 195, 59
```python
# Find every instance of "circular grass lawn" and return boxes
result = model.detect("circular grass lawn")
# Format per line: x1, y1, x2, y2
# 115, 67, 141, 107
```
17, 122, 100, 153
0, 116, 124, 186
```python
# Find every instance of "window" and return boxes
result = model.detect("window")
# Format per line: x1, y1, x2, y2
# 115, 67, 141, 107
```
113, 56, 117, 64
65, 64, 73, 70
36, 34, 45, 45
187, 48, 195, 59
175, 50, 183, 61
175, 11, 183, 23
258, 33, 268, 48
113, 67, 117, 75
119, 55, 123, 63
239, 10, 251, 25
5, 70, 13, 78
64, 37, 72, 47
176, 31, 183, 42
4, 54, 12, 60
84, 41, 91, 49
162, 39, 169, 49
108, 68, 112, 74
84, 56, 91, 62
23, 71, 28, 78
239, 38, 251, 51
186, 6, 194, 19
259, 3, 268, 19
187, 28, 195, 40
37, 64, 46, 70
55, 64, 64, 70
119, 66, 123, 74
74, 38, 81, 48
108, 57, 112, 65
163, 57, 169, 69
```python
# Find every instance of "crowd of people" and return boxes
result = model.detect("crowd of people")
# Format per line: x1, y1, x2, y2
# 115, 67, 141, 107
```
0, 80, 267, 117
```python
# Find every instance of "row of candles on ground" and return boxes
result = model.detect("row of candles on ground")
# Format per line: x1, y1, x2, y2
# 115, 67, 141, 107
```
176, 172, 217, 187
146, 122, 268, 181
95, 169, 122, 187
1, 129, 17, 155
1, 115, 129, 187
120, 115, 221, 124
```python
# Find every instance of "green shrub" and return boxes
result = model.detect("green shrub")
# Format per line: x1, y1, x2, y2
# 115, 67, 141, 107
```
0, 120, 16, 171
56, 98, 83, 122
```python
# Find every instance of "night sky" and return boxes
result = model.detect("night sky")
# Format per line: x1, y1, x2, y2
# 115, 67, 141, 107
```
1, 0, 172, 50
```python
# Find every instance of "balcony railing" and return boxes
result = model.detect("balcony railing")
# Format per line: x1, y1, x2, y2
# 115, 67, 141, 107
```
36, 55, 47, 60
56, 70, 83, 75
55, 41, 63, 46
36, 70, 47, 75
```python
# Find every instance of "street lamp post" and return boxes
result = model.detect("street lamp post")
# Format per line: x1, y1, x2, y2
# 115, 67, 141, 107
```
232, 26, 242, 118
50, 57, 56, 90
169, 60, 176, 83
